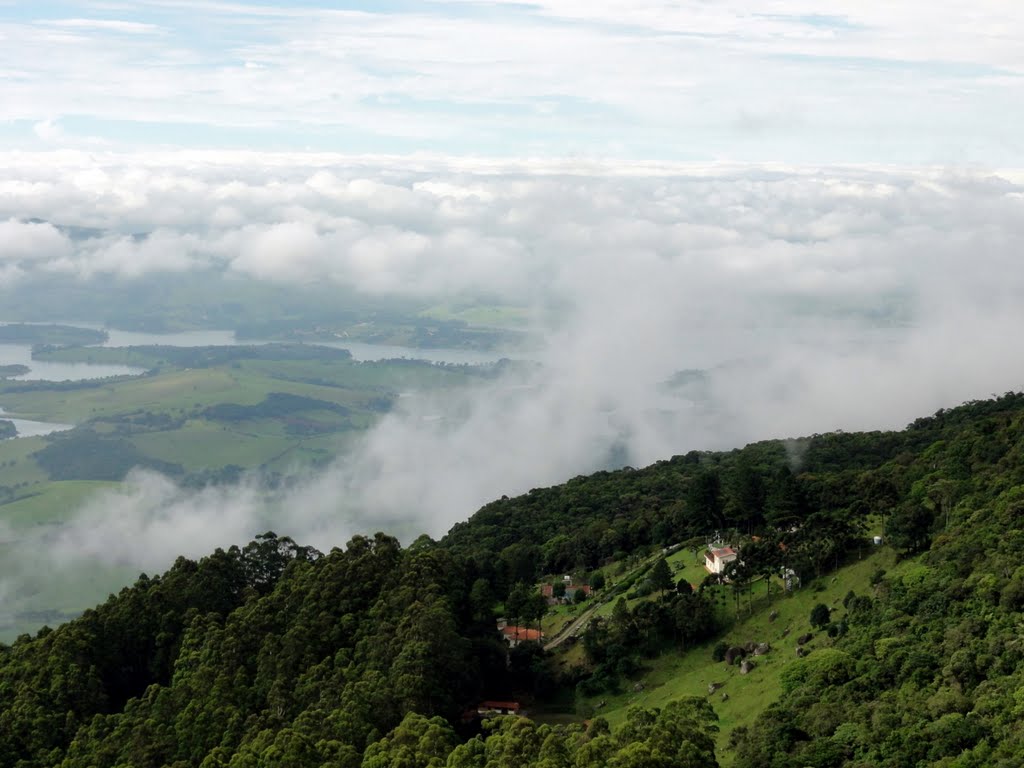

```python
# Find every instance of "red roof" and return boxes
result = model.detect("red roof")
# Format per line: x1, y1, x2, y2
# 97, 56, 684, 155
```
480, 700, 521, 711
500, 625, 542, 641
541, 584, 553, 597
710, 547, 736, 558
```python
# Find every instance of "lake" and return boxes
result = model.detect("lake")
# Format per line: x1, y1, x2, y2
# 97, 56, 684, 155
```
0, 407, 73, 438
0, 343, 146, 382
0, 324, 514, 385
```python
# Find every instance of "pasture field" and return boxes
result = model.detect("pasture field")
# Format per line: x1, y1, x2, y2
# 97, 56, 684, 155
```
0, 344, 495, 640
585, 549, 900, 765
0, 481, 121, 528
419, 302, 530, 328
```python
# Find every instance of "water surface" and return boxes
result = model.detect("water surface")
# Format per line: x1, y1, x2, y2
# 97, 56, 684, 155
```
0, 407, 73, 438
0, 343, 145, 381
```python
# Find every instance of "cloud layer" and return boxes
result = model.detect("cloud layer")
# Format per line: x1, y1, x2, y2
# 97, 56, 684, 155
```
2, 152, 1024, 634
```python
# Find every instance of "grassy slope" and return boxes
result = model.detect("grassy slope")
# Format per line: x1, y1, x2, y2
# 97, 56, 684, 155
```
581, 548, 902, 765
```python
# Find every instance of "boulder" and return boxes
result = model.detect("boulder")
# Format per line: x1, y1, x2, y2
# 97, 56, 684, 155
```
768, 610, 778, 622
707, 682, 723, 694
721, 692, 729, 701
739, 659, 756, 675
796, 646, 808, 658
724, 646, 746, 665
754, 642, 771, 656
797, 633, 813, 646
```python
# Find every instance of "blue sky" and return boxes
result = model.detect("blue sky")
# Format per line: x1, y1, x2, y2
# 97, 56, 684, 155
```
1, 0, 1022, 165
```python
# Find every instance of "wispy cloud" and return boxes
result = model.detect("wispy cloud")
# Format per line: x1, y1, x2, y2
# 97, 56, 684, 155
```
0, 2, 1021, 163
43, 18, 164, 34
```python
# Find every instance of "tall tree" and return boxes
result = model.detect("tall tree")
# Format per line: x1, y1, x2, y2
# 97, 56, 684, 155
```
650, 558, 674, 594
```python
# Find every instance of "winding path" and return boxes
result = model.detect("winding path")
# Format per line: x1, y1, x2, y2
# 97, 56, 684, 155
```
543, 601, 603, 651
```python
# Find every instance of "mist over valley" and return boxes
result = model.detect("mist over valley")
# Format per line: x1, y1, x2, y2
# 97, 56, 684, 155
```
2, 157, 1023, 640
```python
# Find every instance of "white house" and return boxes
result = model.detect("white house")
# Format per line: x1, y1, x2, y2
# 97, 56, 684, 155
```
705, 546, 738, 575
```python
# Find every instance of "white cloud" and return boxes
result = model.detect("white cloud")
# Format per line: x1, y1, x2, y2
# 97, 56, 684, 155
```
44, 18, 164, 35
32, 119, 64, 142
0, 218, 73, 264
1, 3, 1021, 163
2, 152, 1024, 633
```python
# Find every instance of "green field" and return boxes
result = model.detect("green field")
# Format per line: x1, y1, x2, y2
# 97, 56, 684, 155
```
0, 481, 121, 528
419, 302, 531, 328
0, 343, 498, 640
576, 548, 900, 765
530, 544, 901, 766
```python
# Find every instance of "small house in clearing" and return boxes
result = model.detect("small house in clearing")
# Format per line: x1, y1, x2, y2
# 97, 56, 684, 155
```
564, 584, 592, 601
499, 624, 543, 647
540, 580, 592, 605
705, 546, 738, 575
478, 700, 522, 716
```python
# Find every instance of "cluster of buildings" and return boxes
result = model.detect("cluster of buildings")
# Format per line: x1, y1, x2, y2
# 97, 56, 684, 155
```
540, 575, 592, 604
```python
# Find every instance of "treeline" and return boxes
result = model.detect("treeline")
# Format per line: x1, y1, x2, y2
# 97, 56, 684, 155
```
0, 531, 627, 767
581, 580, 718, 696
358, 701, 718, 768
35, 342, 354, 369
33, 430, 184, 480
0, 375, 138, 393
202, 392, 352, 422
442, 395, 1024, 586
0, 323, 107, 347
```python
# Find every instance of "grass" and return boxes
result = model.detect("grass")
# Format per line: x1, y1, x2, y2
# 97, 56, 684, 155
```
0, 368, 242, 422
0, 365, 368, 422
419, 302, 530, 328
0, 345, 504, 642
565, 547, 901, 765
241, 357, 476, 391
127, 421, 297, 471
0, 436, 49, 487
542, 600, 590, 638
0, 480, 120, 528
0, 536, 140, 639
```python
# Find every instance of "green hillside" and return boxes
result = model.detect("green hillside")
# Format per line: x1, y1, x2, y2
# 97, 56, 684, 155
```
1, 392, 1023, 766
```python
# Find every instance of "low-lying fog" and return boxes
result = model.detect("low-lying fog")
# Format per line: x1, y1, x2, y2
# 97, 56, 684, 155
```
2, 152, 1023, 628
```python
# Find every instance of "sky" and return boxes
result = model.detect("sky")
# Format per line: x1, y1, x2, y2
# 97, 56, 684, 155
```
1, 1, 1022, 165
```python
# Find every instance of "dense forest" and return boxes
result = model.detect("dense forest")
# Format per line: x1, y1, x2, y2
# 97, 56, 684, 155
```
3, 392, 1024, 766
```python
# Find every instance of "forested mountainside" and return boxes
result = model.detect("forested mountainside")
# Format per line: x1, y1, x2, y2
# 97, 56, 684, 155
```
2, 392, 1024, 767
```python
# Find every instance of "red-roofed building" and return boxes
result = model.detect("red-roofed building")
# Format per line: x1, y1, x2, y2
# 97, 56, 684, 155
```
499, 624, 543, 647
564, 584, 592, 601
478, 700, 522, 716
